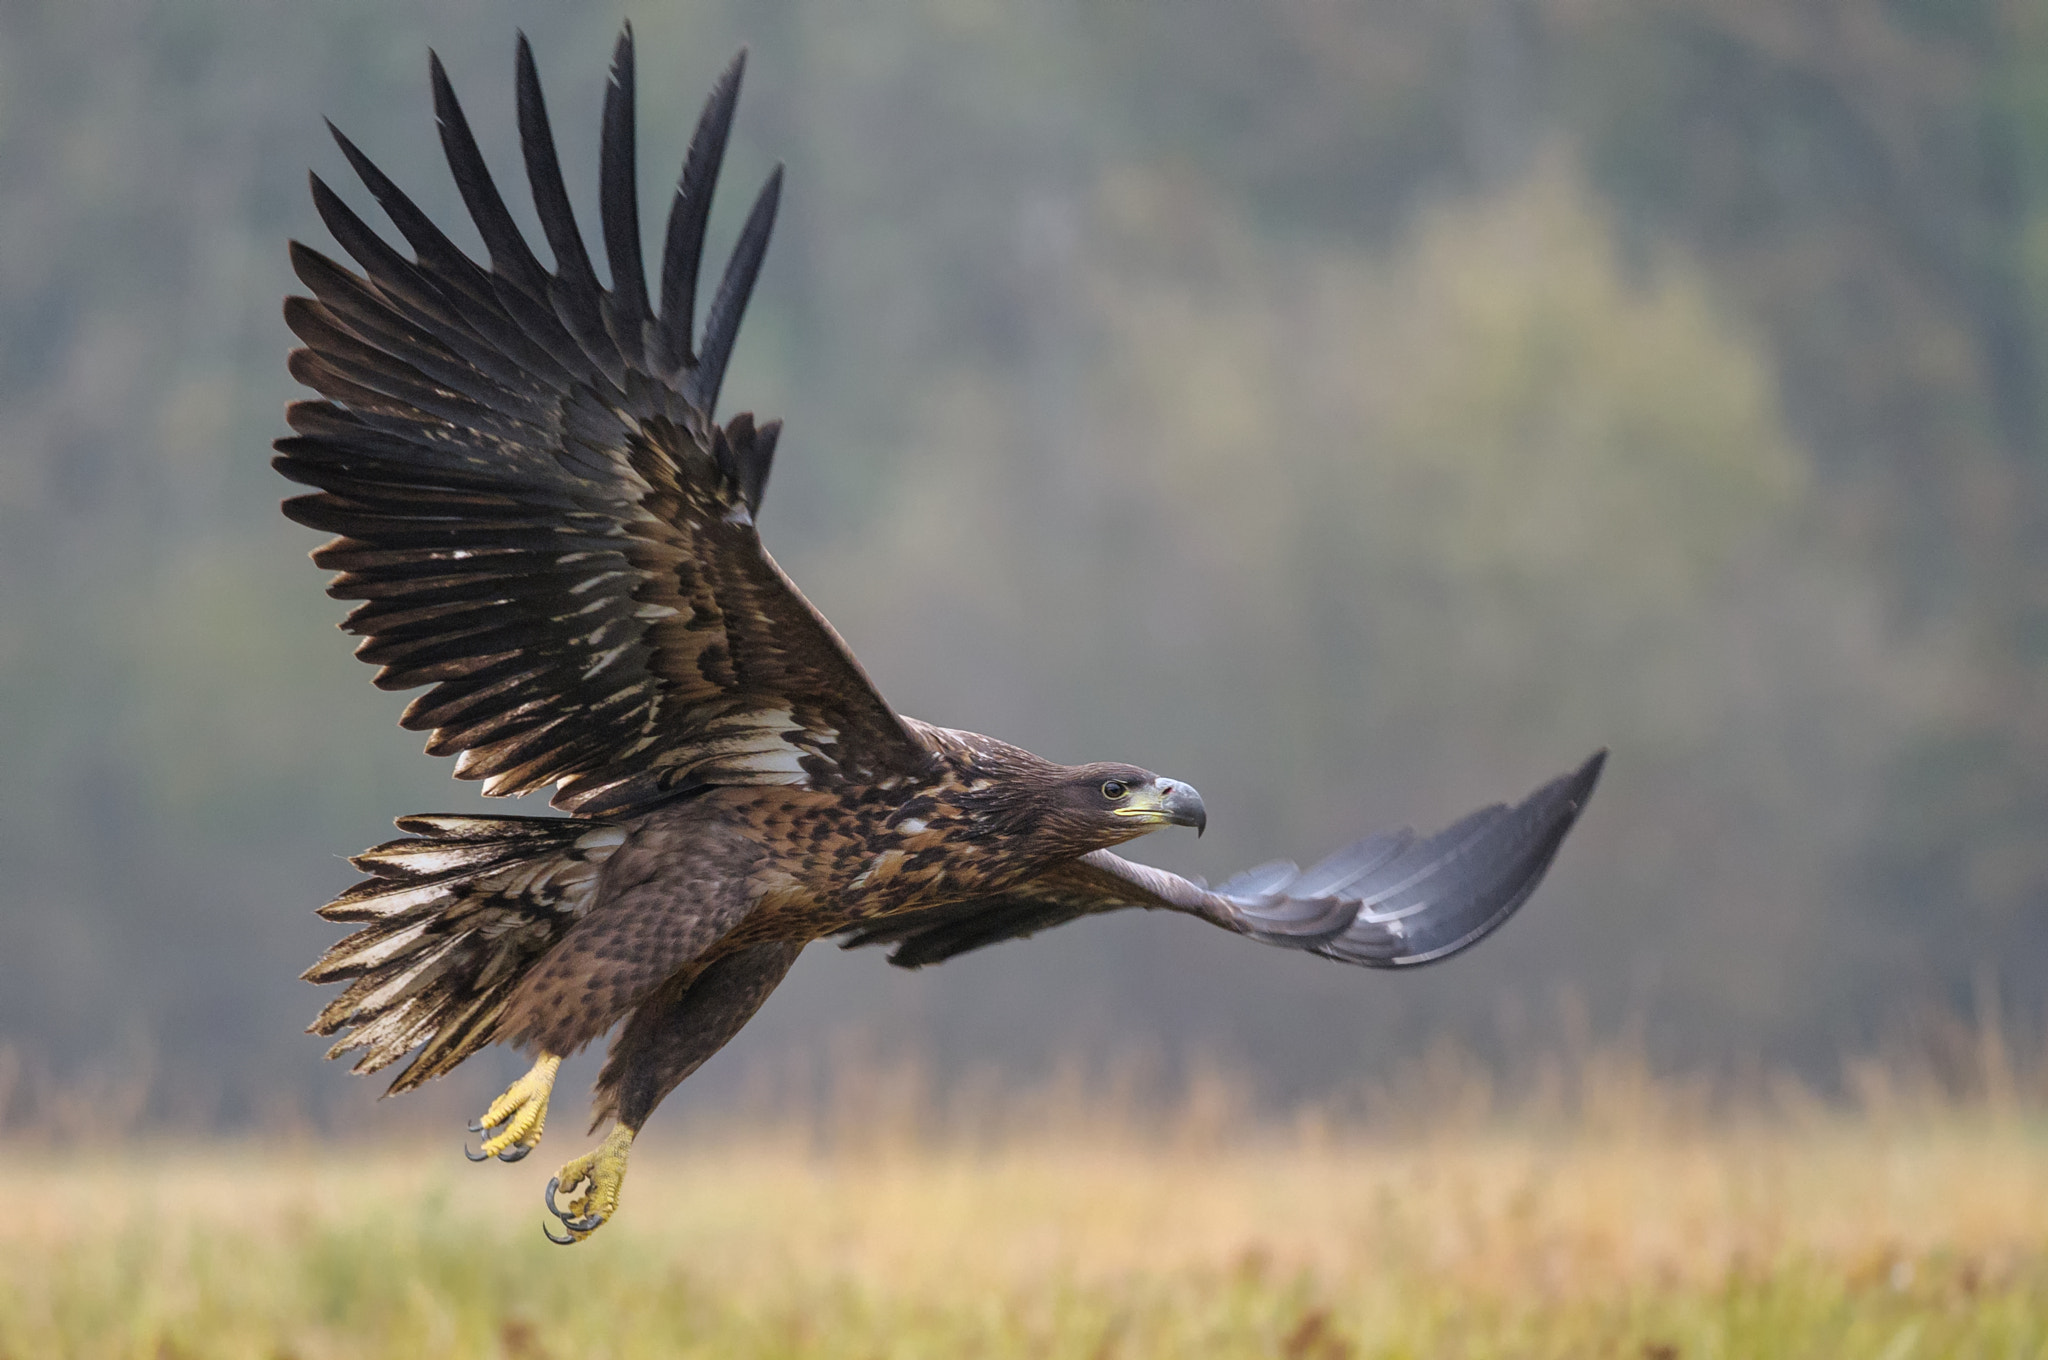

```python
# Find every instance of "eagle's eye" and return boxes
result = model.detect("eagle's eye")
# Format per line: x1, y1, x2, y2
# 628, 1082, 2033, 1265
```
1100, 779, 1129, 801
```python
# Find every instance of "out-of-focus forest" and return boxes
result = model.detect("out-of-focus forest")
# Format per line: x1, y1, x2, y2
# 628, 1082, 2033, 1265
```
0, 0, 2042, 1131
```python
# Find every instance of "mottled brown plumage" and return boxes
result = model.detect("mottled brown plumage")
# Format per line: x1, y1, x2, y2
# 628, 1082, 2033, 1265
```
282, 27, 1602, 1241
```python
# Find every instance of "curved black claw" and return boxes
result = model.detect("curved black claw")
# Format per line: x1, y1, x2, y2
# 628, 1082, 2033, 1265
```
463, 1141, 489, 1162
496, 1143, 532, 1164
542, 1176, 597, 1242
467, 1118, 486, 1134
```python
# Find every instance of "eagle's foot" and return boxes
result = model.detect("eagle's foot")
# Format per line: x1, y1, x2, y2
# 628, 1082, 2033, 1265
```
466, 1053, 561, 1163
542, 1124, 635, 1244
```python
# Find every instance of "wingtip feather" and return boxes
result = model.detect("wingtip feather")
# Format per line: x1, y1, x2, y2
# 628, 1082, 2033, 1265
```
654, 48, 749, 373
1571, 748, 1608, 799
1318, 752, 1604, 968
600, 19, 650, 332
693, 163, 782, 413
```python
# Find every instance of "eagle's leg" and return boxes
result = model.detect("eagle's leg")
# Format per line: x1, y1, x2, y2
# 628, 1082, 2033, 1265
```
468, 1052, 561, 1163
540, 940, 802, 1244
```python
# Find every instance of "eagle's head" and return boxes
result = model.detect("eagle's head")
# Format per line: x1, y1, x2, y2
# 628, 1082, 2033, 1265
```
1057, 763, 1208, 844
959, 755, 1208, 858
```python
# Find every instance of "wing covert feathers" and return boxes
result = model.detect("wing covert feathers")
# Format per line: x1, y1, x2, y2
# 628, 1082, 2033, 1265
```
277, 28, 922, 815
842, 752, 1605, 970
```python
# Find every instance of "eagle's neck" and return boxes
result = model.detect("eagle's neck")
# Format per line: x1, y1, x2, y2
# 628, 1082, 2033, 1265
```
833, 728, 1110, 912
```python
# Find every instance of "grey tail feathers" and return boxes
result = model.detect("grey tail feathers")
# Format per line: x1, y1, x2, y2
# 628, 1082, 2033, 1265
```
304, 813, 624, 1094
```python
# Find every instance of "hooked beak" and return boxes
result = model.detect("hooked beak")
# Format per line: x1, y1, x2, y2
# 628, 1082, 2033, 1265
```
1115, 778, 1208, 837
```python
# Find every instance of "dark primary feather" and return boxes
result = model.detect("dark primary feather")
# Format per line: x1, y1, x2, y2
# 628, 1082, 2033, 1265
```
842, 752, 1605, 969
599, 26, 650, 342
514, 34, 617, 384
692, 164, 781, 412
430, 54, 549, 301
656, 52, 745, 373
278, 28, 927, 817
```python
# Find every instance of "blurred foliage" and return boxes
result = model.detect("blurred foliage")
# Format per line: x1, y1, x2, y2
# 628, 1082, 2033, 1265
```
0, 0, 2043, 1120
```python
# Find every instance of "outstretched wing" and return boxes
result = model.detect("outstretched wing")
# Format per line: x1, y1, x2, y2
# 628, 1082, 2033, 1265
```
842, 751, 1604, 968
274, 29, 929, 817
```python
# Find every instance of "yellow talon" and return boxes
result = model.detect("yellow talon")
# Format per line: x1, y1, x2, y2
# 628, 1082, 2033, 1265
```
474, 1054, 560, 1160
543, 1124, 635, 1243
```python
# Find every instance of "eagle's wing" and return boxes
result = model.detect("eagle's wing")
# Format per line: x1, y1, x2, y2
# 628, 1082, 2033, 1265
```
275, 32, 929, 816
842, 751, 1603, 968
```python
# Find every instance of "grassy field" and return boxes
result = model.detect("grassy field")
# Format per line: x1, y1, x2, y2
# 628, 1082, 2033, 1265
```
4, 1114, 2047, 1359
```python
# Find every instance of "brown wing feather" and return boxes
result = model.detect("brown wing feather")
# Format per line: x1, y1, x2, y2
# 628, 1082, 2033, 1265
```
273, 34, 928, 816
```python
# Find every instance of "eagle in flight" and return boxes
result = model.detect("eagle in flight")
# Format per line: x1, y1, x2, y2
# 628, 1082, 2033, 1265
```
279, 27, 1603, 1243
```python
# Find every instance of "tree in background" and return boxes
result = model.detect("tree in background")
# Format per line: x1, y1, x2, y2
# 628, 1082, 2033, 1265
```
0, 0, 2040, 1123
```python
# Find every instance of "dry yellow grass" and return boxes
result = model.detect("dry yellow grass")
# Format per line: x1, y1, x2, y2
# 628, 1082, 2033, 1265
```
4, 1115, 2046, 1359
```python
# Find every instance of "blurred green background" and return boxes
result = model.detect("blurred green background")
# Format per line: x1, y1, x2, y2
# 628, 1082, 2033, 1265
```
1, 0, 2041, 1132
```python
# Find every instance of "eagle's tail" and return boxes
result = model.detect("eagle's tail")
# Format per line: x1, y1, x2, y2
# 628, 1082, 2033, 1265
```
303, 814, 625, 1094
